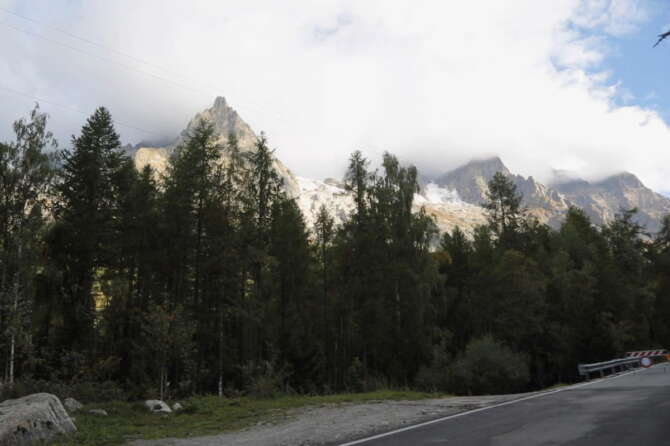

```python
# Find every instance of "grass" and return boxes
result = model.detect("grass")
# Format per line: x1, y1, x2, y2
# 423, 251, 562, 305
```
51, 390, 441, 446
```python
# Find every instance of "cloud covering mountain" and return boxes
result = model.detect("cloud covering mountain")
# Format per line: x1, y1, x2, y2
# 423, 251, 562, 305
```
135, 97, 670, 236
1, 0, 670, 194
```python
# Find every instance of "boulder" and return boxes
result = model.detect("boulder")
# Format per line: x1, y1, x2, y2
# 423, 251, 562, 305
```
63, 398, 83, 413
0, 393, 76, 446
87, 409, 108, 416
172, 402, 183, 412
144, 400, 172, 414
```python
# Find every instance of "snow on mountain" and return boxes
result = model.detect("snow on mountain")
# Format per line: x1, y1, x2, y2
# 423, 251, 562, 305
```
296, 177, 355, 228
296, 177, 487, 235
132, 97, 670, 238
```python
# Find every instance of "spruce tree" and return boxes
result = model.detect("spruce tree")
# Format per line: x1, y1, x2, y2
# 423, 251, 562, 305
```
484, 172, 525, 247
51, 106, 128, 356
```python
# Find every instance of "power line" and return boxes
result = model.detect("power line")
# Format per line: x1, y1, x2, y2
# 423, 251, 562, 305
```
0, 20, 212, 97
0, 8, 293, 140
0, 6, 195, 84
0, 8, 286, 125
0, 84, 163, 136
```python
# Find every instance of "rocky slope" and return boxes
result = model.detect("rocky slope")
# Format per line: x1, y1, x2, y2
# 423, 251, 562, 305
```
553, 173, 670, 233
297, 177, 487, 236
434, 157, 670, 233
131, 98, 670, 237
435, 157, 570, 228
133, 97, 300, 197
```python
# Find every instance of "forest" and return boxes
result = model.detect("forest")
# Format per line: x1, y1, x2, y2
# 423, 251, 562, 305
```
1, 105, 669, 402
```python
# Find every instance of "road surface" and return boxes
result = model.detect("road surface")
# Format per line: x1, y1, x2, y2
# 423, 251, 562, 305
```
341, 365, 670, 446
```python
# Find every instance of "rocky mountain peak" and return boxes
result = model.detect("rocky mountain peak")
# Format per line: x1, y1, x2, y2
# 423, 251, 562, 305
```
178, 97, 258, 152
552, 172, 670, 233
213, 95, 228, 109
454, 156, 510, 178
134, 97, 300, 197
598, 172, 644, 190
435, 156, 513, 205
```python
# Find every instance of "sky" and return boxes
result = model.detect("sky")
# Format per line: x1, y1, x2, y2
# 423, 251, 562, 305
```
1, 0, 670, 194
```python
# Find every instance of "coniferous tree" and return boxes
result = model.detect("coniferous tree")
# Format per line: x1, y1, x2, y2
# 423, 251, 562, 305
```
314, 204, 335, 384
50, 107, 128, 358
484, 172, 525, 247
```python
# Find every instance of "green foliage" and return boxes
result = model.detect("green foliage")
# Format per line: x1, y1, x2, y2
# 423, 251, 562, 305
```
50, 390, 438, 446
448, 336, 530, 395
239, 358, 291, 398
0, 105, 55, 386
484, 171, 525, 246
3, 104, 670, 407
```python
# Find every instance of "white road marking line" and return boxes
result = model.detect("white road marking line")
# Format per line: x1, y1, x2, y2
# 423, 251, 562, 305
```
338, 366, 651, 445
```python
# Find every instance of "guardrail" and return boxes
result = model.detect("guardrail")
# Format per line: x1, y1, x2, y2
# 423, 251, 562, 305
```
577, 357, 641, 379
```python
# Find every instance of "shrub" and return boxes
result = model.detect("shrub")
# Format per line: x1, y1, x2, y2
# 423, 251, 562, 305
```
239, 359, 290, 398
344, 357, 365, 392
415, 345, 452, 392
447, 336, 529, 395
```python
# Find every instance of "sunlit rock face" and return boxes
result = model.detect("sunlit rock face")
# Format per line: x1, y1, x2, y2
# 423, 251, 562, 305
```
433, 157, 670, 234
132, 98, 670, 237
133, 97, 300, 198
553, 173, 670, 233
296, 177, 488, 237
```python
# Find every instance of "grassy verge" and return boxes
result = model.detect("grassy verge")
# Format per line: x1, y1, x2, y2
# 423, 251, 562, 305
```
52, 390, 441, 446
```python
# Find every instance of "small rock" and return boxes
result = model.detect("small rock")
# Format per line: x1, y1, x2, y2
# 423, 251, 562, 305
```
88, 409, 108, 416
145, 400, 172, 414
172, 402, 184, 411
64, 397, 84, 413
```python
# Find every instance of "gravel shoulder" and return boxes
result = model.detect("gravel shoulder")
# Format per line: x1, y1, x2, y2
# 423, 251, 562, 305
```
129, 393, 532, 446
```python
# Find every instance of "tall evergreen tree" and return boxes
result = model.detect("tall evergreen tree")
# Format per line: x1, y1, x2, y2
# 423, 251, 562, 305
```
50, 107, 128, 357
484, 172, 525, 247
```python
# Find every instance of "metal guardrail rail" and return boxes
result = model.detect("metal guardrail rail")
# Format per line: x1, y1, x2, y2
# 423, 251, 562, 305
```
577, 357, 641, 378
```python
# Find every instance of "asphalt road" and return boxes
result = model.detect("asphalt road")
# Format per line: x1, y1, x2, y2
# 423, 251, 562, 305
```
343, 365, 670, 446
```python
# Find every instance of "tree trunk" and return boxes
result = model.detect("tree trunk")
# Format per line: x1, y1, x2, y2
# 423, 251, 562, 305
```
9, 243, 22, 387
218, 296, 224, 397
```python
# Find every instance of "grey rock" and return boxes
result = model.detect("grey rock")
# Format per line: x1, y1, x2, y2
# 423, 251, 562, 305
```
553, 172, 670, 233
434, 157, 670, 234
63, 397, 83, 413
172, 402, 183, 412
0, 392, 76, 446
87, 409, 108, 416
133, 96, 301, 199
144, 400, 172, 414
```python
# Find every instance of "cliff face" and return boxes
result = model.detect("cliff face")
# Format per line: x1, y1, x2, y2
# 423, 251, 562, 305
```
133, 97, 300, 197
132, 97, 670, 236
434, 157, 670, 233
434, 157, 570, 228
296, 177, 487, 236
553, 173, 670, 233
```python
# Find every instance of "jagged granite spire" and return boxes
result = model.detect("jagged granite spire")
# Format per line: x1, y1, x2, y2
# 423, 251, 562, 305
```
176, 96, 258, 152
134, 97, 301, 198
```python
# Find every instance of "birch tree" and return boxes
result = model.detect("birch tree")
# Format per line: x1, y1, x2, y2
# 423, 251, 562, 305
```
0, 105, 55, 386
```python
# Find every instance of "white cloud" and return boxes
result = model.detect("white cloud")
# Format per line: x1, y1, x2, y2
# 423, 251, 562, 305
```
1, 0, 669, 192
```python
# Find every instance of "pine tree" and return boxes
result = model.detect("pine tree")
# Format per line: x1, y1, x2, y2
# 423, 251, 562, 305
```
50, 107, 129, 357
239, 133, 284, 363
314, 204, 335, 383
484, 172, 525, 247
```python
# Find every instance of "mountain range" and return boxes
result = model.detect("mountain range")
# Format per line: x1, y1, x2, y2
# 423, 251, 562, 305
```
131, 97, 670, 236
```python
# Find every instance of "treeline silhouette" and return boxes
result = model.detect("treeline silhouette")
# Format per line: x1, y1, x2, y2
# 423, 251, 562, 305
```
1, 105, 669, 401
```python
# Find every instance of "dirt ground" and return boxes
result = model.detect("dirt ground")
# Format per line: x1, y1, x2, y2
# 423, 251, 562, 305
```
130, 393, 528, 446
